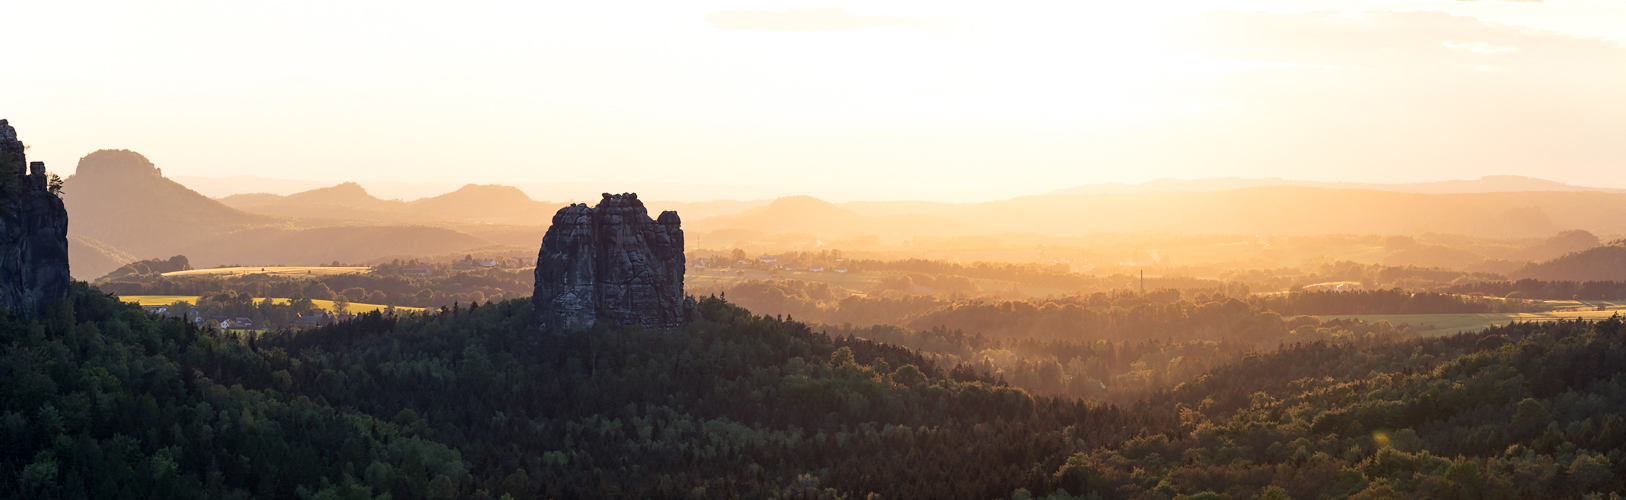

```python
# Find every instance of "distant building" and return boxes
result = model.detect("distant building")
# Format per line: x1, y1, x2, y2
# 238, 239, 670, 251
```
402, 266, 434, 277
759, 255, 779, 263
834, 267, 848, 273
476, 259, 498, 268
810, 266, 825, 272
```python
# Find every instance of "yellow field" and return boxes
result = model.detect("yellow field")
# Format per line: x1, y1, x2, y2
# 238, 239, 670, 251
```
119, 295, 203, 306
1326, 309, 1625, 337
118, 295, 422, 313
161, 266, 372, 278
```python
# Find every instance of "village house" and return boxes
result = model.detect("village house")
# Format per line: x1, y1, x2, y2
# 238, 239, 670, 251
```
401, 266, 434, 277
759, 255, 779, 263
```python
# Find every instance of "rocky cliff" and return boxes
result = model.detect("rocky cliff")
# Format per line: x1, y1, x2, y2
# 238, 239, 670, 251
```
532, 192, 692, 331
0, 119, 71, 318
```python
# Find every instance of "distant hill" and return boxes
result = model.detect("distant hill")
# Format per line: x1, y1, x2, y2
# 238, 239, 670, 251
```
221, 182, 566, 225
94, 255, 192, 283
218, 182, 460, 224
62, 150, 280, 259
1510, 243, 1626, 281
404, 184, 563, 223
639, 199, 773, 221
688, 195, 989, 241
62, 151, 498, 268
842, 188, 1626, 238
1049, 175, 1626, 196
279, 181, 401, 209
1365, 230, 1602, 272
66, 235, 137, 280
1509, 229, 1602, 262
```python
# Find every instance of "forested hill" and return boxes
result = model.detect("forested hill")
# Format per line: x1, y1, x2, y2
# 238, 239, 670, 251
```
6, 284, 1626, 498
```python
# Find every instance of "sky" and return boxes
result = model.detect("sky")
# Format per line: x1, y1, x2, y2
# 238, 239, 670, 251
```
5, 0, 1625, 202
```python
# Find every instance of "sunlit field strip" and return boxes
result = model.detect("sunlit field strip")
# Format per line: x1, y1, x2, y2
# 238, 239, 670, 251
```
117, 295, 423, 314
160, 266, 372, 277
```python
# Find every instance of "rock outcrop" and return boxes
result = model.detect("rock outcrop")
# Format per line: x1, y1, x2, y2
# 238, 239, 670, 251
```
0, 119, 71, 318
532, 192, 693, 331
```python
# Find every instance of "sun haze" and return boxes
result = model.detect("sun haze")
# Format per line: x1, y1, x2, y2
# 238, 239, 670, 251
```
13, 2, 1626, 499
6, 0, 1624, 201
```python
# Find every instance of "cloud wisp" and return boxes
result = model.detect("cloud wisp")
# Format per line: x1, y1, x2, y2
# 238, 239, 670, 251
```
705, 7, 964, 37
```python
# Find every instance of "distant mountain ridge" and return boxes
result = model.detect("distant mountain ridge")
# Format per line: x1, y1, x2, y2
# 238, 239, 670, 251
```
220, 182, 564, 224
1049, 175, 1626, 196
221, 182, 774, 225
62, 150, 280, 261
688, 195, 990, 240
60, 150, 506, 274
1510, 242, 1626, 281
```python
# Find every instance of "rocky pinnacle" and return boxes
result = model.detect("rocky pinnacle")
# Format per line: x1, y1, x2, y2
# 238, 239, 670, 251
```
531, 192, 693, 331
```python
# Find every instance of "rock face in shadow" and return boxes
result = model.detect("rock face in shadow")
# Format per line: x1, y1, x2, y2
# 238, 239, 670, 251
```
0, 119, 71, 318
531, 192, 692, 331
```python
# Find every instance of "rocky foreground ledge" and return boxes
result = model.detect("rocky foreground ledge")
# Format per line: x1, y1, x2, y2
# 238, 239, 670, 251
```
0, 119, 69, 318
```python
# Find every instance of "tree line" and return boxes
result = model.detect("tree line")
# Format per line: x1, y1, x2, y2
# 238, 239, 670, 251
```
1446, 278, 1626, 301
9, 280, 1626, 498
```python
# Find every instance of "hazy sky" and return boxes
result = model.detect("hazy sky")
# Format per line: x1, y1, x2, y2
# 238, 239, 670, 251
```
6, 0, 1625, 202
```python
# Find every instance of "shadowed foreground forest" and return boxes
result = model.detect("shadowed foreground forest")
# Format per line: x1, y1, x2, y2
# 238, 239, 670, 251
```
5, 284, 1626, 499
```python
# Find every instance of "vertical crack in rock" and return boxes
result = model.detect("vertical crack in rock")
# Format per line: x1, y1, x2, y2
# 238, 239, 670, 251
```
0, 119, 71, 318
531, 192, 694, 331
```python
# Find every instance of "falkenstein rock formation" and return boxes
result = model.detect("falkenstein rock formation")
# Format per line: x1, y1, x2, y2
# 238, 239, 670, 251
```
0, 119, 70, 318
532, 192, 693, 331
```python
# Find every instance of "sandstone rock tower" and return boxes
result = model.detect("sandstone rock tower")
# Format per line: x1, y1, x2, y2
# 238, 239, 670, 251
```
0, 120, 71, 318
531, 192, 693, 331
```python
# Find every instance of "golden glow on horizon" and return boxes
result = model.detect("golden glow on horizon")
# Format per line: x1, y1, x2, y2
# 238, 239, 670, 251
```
5, 0, 1625, 202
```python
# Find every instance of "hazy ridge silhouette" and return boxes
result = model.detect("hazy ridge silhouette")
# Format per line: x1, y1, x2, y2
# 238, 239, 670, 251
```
63, 151, 1626, 280
1048, 175, 1626, 195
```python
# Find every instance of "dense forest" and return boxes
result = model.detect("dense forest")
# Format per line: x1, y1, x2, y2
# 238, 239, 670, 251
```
1243, 290, 1534, 316
8, 281, 1626, 498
